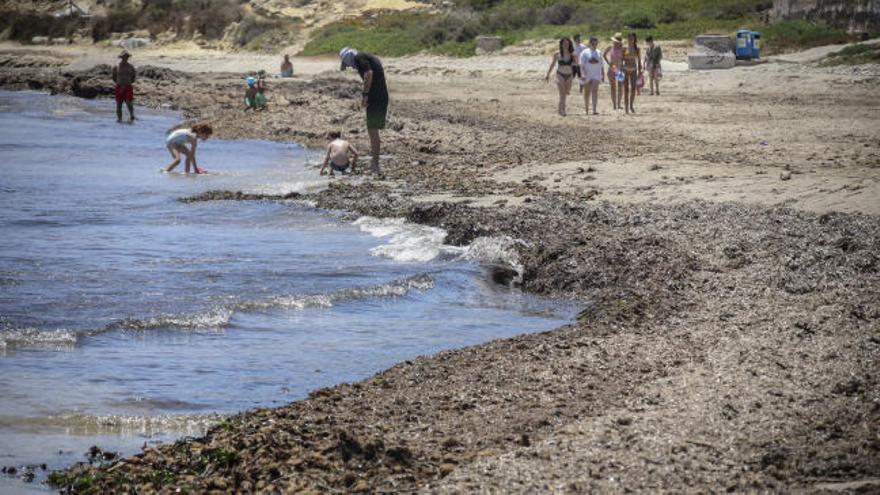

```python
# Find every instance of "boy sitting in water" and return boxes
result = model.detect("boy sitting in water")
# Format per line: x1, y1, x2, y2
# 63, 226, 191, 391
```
320, 131, 358, 176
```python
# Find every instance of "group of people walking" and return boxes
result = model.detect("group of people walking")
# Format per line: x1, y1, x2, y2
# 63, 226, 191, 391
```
546, 32, 662, 116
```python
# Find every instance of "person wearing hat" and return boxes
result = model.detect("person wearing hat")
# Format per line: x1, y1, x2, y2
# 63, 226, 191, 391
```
603, 33, 624, 111
244, 75, 266, 111
112, 50, 136, 122
339, 47, 388, 176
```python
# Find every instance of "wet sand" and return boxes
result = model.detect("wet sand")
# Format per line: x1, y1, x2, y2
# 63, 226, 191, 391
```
1, 43, 878, 492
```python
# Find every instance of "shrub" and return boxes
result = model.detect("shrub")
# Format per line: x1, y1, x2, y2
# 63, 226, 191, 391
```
620, 9, 656, 29
482, 4, 538, 32
184, 0, 242, 39
232, 14, 284, 47
763, 20, 848, 53
90, 7, 140, 41
540, 1, 577, 26
0, 12, 84, 42
657, 6, 683, 24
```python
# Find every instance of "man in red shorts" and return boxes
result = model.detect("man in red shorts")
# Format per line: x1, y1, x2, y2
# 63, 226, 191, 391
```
112, 50, 136, 122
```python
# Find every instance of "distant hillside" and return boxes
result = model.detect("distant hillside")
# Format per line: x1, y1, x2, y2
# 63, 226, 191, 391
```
0, 0, 433, 52
0, 0, 873, 56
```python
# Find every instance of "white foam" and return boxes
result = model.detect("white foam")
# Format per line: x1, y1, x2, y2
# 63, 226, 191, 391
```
113, 307, 234, 331
353, 217, 526, 281
459, 235, 526, 283
0, 327, 79, 348
354, 216, 452, 263
240, 294, 333, 310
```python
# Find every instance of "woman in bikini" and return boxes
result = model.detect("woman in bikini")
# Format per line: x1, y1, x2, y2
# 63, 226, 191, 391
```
545, 37, 576, 116
602, 33, 624, 111
622, 32, 642, 114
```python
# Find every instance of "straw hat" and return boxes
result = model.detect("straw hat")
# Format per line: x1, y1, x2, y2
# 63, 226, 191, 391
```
118, 50, 131, 59
610, 33, 623, 44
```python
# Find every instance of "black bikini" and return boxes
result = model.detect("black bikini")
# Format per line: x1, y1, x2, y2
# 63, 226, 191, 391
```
557, 55, 574, 80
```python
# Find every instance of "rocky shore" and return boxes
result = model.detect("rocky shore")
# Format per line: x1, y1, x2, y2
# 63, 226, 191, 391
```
1, 49, 878, 493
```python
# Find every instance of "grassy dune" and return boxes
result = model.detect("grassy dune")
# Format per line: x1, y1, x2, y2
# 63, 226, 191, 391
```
301, 0, 855, 57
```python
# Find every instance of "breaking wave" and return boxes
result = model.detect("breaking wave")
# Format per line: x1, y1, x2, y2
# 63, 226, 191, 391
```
0, 412, 222, 437
354, 216, 525, 281
0, 274, 435, 349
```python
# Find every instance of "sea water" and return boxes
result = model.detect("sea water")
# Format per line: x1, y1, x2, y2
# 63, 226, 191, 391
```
0, 91, 573, 492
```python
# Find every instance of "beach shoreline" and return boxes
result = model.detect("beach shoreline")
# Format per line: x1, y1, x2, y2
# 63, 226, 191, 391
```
1, 43, 878, 492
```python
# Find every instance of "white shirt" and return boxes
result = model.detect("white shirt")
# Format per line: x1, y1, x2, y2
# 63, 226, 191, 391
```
574, 42, 587, 61
166, 129, 196, 147
579, 47, 604, 81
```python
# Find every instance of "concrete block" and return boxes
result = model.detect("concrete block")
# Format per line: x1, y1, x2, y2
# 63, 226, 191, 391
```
694, 34, 734, 54
475, 36, 503, 55
113, 38, 151, 50
688, 51, 736, 70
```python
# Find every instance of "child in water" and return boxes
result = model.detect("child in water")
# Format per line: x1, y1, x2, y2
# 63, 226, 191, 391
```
320, 131, 358, 176
164, 123, 213, 174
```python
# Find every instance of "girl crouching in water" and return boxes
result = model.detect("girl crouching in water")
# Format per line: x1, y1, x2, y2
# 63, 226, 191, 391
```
164, 123, 212, 174
545, 37, 576, 116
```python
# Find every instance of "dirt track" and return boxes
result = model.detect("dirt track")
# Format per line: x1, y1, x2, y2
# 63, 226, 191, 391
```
1, 43, 879, 493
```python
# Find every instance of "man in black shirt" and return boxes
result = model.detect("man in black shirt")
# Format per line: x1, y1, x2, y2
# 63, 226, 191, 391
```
340, 47, 388, 176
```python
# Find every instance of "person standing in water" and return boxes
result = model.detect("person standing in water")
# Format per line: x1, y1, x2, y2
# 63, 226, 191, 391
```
339, 47, 388, 176
112, 50, 136, 123
163, 123, 212, 174
545, 37, 576, 116
603, 33, 624, 111
579, 36, 604, 115
320, 131, 359, 176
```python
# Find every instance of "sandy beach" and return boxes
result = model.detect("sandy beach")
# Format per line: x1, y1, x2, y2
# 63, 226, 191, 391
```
1, 40, 878, 492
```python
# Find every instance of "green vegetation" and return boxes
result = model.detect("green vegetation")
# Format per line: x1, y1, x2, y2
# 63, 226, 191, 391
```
47, 472, 99, 494
0, 11, 86, 42
302, 0, 859, 57
198, 447, 237, 470
300, 14, 429, 57
821, 42, 880, 66
762, 19, 849, 52
2, 0, 297, 49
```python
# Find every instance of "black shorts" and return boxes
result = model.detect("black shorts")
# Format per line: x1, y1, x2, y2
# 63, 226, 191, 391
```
366, 100, 388, 130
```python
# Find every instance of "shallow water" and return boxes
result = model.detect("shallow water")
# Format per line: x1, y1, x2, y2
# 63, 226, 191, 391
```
0, 92, 573, 491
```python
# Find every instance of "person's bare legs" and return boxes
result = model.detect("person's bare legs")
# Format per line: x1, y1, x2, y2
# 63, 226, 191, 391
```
556, 77, 567, 115
164, 145, 182, 172
590, 80, 600, 114
654, 72, 660, 95
582, 81, 590, 114
116, 100, 123, 123
126, 100, 135, 122
608, 77, 617, 110
367, 127, 381, 175
628, 73, 637, 113
562, 77, 572, 115
624, 74, 631, 114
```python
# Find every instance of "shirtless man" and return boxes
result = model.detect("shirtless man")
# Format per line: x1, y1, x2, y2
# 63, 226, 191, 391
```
112, 50, 136, 122
320, 131, 358, 176
280, 55, 293, 77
